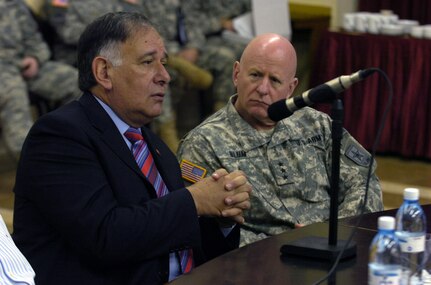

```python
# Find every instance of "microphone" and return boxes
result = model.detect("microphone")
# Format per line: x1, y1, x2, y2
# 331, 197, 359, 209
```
268, 68, 376, 122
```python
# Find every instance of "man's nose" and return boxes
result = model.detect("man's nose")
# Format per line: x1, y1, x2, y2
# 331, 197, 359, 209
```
256, 77, 270, 95
155, 63, 171, 86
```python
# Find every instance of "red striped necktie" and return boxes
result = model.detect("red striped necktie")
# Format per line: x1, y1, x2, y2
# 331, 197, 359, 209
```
124, 127, 193, 274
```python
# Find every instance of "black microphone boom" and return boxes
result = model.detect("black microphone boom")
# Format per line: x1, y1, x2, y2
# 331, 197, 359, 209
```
268, 68, 376, 122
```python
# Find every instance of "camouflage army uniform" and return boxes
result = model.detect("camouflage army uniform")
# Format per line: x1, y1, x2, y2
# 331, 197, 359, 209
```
182, 0, 251, 58
177, 95, 384, 246
143, 0, 237, 106
0, 0, 80, 155
184, 0, 251, 35
44, 0, 146, 66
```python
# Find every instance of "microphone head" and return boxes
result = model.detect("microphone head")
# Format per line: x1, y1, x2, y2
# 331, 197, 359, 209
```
359, 68, 377, 79
268, 99, 293, 122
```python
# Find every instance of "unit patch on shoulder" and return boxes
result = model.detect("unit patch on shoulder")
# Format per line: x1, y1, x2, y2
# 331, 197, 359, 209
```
345, 144, 371, 167
180, 159, 207, 183
51, 0, 69, 8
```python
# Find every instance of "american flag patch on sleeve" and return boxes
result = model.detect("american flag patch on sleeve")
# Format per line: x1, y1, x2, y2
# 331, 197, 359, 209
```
180, 159, 207, 183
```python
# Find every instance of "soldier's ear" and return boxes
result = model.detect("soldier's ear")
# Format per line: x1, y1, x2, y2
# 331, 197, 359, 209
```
232, 61, 240, 87
287, 77, 299, 98
92, 56, 113, 90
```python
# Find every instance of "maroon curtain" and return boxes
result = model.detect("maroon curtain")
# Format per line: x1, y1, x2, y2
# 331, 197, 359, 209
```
358, 0, 431, 25
311, 30, 431, 159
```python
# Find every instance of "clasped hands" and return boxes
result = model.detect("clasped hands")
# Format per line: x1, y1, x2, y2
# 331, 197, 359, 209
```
187, 169, 251, 224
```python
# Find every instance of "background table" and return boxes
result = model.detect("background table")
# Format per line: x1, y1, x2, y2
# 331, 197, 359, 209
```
310, 30, 431, 160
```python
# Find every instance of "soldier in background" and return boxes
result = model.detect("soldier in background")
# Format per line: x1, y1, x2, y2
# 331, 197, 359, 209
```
43, 0, 77, 66
182, 0, 252, 112
142, 0, 238, 113
183, 0, 251, 60
0, 0, 80, 160
45, 0, 149, 66
177, 33, 384, 246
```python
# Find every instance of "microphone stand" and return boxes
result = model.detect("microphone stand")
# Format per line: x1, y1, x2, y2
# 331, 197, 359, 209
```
280, 99, 356, 261
327, 99, 357, 257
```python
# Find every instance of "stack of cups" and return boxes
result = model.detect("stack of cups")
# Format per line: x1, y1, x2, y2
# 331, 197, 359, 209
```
342, 10, 399, 35
411, 25, 431, 39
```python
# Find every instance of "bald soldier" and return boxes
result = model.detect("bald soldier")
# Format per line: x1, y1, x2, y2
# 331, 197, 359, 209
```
177, 33, 383, 246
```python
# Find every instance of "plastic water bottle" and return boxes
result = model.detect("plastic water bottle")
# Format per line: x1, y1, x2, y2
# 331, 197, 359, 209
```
396, 188, 427, 285
369, 216, 403, 285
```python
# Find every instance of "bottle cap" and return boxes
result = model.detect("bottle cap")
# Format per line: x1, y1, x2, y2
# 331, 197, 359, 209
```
378, 216, 395, 230
404, 188, 419, 201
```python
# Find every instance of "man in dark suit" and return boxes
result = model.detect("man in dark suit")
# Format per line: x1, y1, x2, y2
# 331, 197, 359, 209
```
12, 11, 251, 285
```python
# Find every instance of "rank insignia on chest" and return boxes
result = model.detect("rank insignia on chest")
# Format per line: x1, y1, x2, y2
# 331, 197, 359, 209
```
180, 159, 207, 183
278, 162, 288, 179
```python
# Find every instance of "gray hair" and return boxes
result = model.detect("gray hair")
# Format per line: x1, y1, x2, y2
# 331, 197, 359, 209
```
77, 12, 154, 91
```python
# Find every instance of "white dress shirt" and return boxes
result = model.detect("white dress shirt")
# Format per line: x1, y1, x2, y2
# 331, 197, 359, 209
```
0, 214, 35, 285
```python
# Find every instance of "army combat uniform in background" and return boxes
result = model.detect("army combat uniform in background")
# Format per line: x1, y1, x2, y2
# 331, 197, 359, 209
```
44, 0, 145, 66
145, 0, 238, 112
182, 0, 251, 58
0, 0, 80, 158
177, 95, 384, 246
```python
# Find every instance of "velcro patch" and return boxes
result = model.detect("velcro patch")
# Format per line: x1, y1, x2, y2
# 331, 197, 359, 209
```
51, 0, 69, 8
180, 159, 207, 183
345, 144, 371, 167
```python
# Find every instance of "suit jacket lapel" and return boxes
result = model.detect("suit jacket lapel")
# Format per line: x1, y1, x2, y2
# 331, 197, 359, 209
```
78, 92, 150, 182
79, 92, 177, 196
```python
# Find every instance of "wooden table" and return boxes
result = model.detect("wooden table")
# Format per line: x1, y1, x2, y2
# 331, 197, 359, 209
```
170, 205, 431, 284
